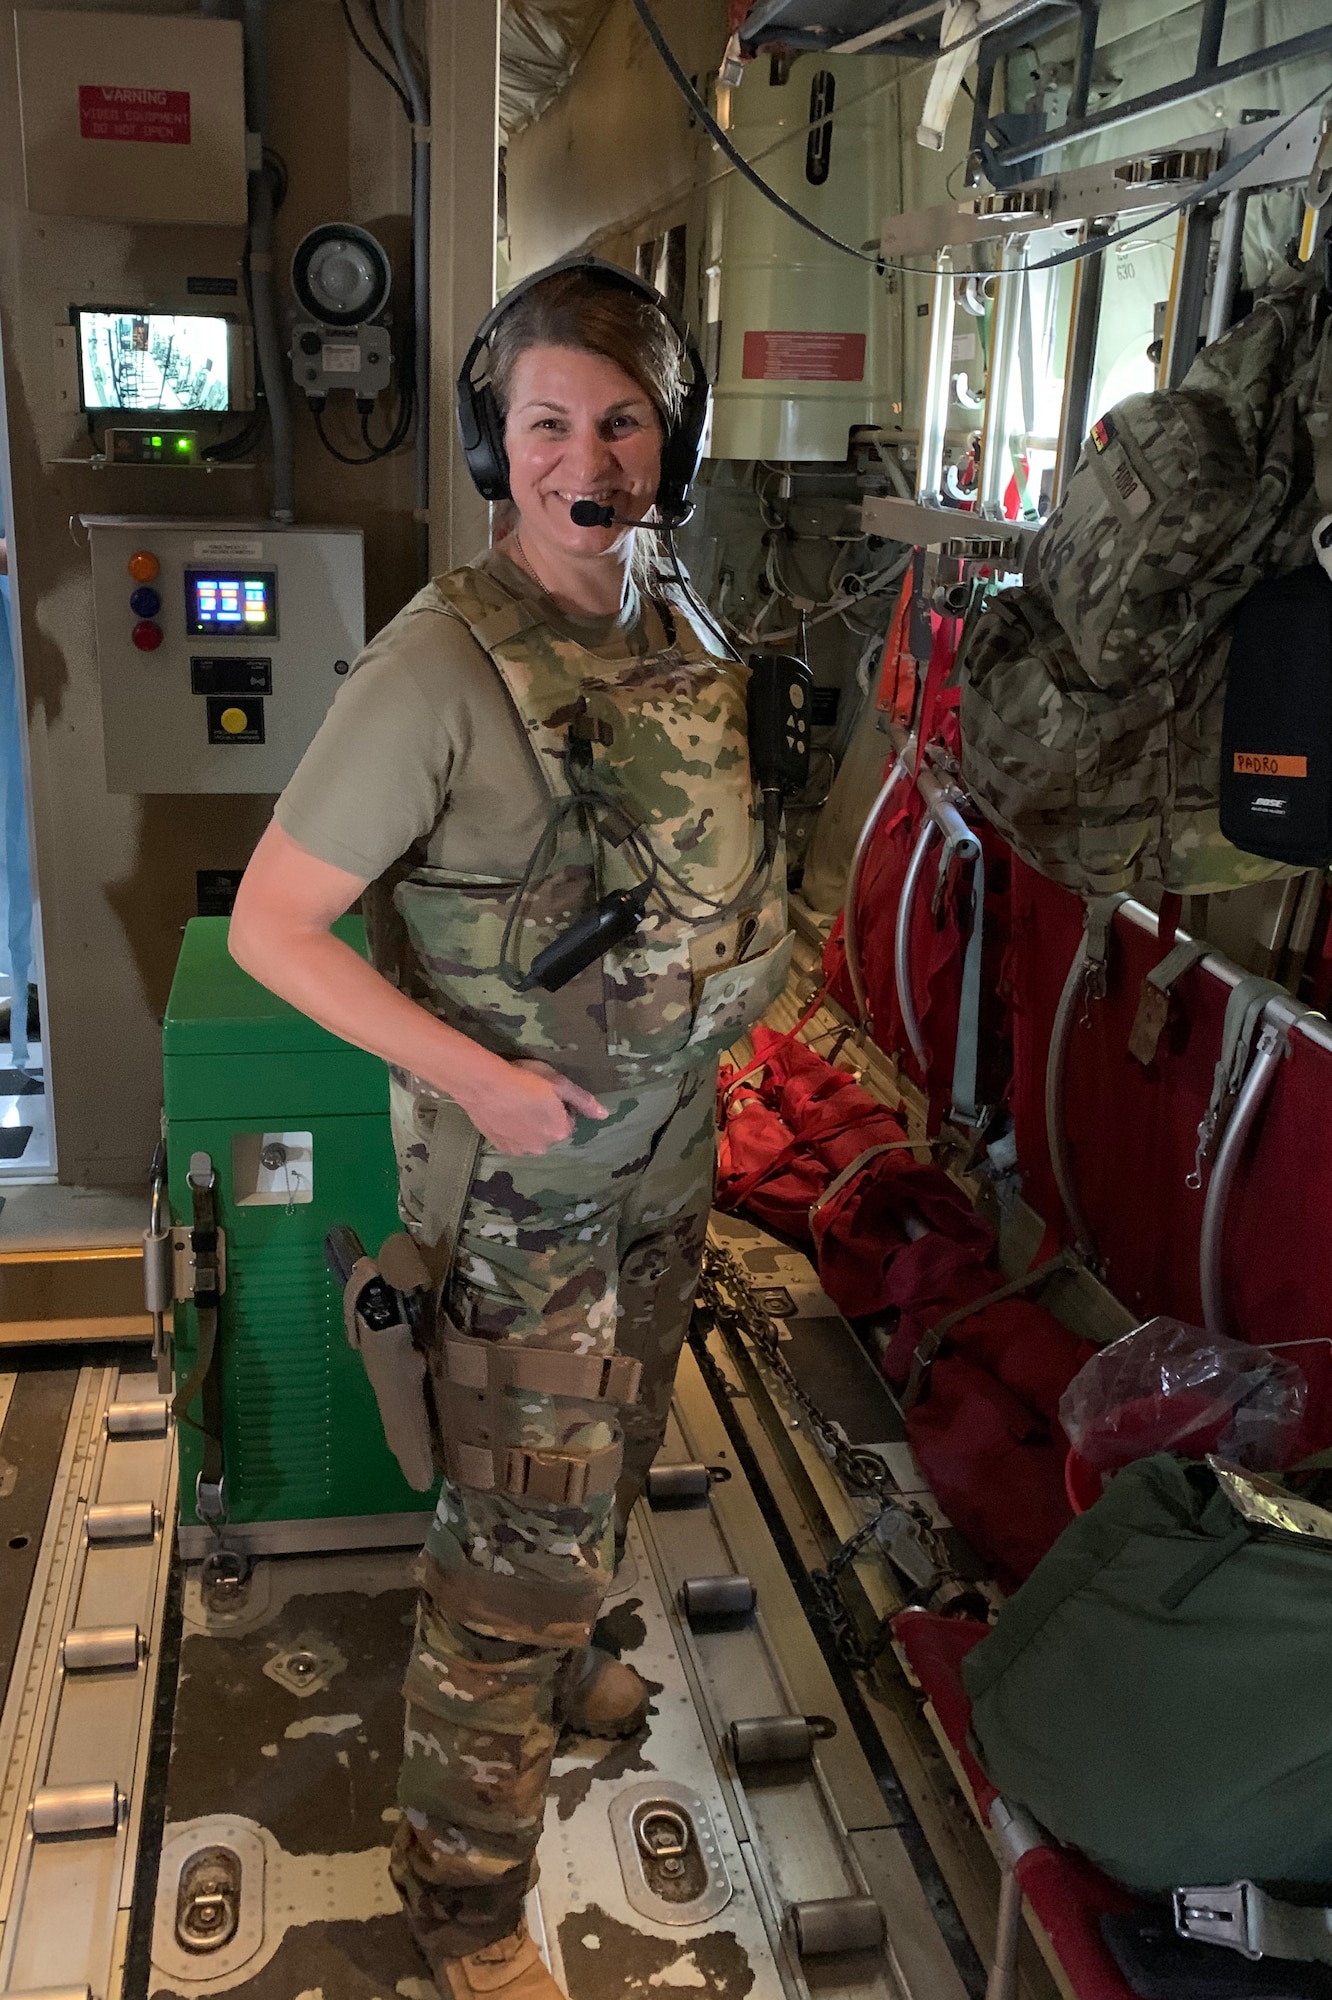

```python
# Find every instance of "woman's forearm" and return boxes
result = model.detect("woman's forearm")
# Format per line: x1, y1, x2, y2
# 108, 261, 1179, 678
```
229, 907, 511, 1116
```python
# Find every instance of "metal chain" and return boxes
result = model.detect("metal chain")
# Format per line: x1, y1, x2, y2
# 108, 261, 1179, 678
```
696, 1242, 958, 1672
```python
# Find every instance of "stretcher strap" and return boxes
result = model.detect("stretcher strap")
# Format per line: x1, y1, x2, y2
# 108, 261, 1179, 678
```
949, 841, 986, 1125
442, 1334, 642, 1407
1127, 937, 1209, 1067
1082, 892, 1131, 999
1176, 1880, 1332, 1966
1189, 973, 1289, 1188
808, 1137, 939, 1221
446, 1435, 623, 1507
170, 1159, 226, 1506
902, 1249, 1079, 1412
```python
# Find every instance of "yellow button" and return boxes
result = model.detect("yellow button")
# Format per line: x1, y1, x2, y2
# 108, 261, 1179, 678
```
219, 707, 249, 735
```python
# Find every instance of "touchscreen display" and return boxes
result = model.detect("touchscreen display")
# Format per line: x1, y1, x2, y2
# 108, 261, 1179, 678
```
185, 569, 278, 638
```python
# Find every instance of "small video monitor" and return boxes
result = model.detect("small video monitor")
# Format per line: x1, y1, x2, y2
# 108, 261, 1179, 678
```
74, 308, 244, 413
185, 569, 278, 638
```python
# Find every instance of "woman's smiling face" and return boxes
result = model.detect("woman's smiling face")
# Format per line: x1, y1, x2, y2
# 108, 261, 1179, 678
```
503, 344, 663, 561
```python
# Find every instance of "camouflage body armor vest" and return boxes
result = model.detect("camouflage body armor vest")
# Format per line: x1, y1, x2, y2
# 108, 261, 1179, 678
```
383, 563, 793, 1098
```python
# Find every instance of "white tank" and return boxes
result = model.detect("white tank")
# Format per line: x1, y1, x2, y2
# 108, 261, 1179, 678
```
704, 54, 949, 463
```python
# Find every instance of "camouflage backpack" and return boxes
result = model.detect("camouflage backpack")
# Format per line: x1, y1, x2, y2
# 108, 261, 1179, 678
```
960, 278, 1332, 896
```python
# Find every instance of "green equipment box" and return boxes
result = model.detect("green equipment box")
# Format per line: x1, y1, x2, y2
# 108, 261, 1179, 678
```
164, 915, 437, 1555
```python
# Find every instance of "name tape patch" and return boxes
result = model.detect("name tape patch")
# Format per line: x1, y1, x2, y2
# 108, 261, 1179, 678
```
1233, 752, 1308, 779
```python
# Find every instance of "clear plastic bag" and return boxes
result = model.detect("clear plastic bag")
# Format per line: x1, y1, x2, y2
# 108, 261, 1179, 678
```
1058, 1316, 1307, 1473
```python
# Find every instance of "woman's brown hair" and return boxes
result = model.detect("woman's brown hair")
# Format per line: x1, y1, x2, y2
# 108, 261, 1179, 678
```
487, 265, 686, 440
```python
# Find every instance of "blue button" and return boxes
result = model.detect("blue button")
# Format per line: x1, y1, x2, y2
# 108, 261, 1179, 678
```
129, 585, 161, 618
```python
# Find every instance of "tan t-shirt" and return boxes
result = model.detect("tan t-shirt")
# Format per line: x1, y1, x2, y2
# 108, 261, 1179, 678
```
274, 545, 662, 882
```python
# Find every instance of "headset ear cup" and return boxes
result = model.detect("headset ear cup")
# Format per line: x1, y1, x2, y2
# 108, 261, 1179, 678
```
658, 374, 710, 521
477, 383, 511, 501
456, 375, 511, 501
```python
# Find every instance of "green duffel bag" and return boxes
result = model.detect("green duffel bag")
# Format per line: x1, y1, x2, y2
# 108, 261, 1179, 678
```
963, 1452, 1332, 1897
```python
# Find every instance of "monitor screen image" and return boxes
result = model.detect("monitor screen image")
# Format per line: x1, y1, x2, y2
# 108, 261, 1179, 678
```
185, 569, 278, 638
77, 310, 232, 413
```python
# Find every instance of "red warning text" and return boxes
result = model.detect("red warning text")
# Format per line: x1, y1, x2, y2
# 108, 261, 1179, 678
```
79, 86, 192, 145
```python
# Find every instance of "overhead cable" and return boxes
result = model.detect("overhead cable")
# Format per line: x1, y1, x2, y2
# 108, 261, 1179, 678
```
627, 0, 884, 267
630, 0, 1331, 283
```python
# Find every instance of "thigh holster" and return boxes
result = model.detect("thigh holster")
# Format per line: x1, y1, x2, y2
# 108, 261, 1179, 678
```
435, 1331, 642, 1506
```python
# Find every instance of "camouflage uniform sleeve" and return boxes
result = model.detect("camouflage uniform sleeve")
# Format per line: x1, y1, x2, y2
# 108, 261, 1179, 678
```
273, 600, 470, 881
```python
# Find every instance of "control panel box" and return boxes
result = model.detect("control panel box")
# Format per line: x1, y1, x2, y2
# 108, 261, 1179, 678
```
86, 518, 365, 794
14, 10, 247, 226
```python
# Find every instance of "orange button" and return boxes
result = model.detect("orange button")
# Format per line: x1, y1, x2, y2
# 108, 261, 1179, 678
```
219, 706, 249, 735
128, 550, 159, 583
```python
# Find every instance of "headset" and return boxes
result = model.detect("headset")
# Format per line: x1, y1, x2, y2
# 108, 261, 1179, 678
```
455, 255, 711, 526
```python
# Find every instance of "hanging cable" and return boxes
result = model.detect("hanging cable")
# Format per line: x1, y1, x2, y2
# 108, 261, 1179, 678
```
664, 529, 744, 661
630, 0, 1329, 284
338, 0, 411, 113
628, 0, 883, 267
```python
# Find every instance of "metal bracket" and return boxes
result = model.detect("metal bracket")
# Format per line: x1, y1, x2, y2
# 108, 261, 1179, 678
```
171, 1225, 227, 1304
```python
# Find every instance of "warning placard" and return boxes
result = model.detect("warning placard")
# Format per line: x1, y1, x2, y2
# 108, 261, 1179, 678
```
79, 86, 191, 145
742, 331, 866, 382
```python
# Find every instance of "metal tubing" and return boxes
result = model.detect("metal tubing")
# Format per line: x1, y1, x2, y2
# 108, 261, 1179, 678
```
387, 0, 431, 582
1194, 0, 1227, 75
242, 0, 295, 524
917, 764, 981, 858
1044, 935, 1098, 1255
1165, 204, 1216, 390
1054, 226, 1107, 499
843, 754, 911, 1024
993, 25, 1332, 168
1199, 1019, 1287, 1338
1205, 190, 1248, 345
918, 258, 957, 504
895, 818, 939, 1070
1068, 0, 1099, 120
986, 1867, 1024, 2000
979, 250, 1027, 515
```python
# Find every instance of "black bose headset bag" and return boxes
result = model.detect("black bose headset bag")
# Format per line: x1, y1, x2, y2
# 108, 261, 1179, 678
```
1220, 564, 1332, 865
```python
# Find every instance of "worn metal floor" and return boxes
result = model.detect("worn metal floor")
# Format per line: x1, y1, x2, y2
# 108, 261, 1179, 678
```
143, 1349, 968, 2000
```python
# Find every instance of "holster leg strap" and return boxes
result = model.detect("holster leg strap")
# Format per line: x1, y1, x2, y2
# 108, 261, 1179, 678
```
441, 1329, 642, 1407
445, 1436, 624, 1507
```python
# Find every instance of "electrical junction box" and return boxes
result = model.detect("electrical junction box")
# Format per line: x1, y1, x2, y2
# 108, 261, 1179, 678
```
14, 9, 247, 226
164, 915, 433, 1552
291, 323, 393, 400
84, 517, 364, 794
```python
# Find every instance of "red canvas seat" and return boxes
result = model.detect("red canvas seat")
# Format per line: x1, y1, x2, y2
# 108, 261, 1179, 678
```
893, 1610, 1138, 2000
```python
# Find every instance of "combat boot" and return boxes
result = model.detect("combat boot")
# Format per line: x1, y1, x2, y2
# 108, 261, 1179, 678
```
553, 1645, 649, 1738
436, 1920, 564, 1998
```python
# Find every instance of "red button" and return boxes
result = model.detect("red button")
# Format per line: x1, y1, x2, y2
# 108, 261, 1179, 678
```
132, 619, 164, 652
128, 550, 159, 583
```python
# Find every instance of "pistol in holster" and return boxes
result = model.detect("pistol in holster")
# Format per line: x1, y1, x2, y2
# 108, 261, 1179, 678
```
325, 1224, 436, 1492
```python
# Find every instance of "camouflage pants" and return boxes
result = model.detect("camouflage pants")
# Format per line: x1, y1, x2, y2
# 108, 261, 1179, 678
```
388, 1062, 717, 1963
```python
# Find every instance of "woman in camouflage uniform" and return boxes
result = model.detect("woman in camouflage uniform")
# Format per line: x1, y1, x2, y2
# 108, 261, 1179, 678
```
231, 260, 790, 1997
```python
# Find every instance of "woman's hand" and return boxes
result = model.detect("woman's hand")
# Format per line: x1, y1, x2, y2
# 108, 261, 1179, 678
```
457, 1058, 609, 1157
